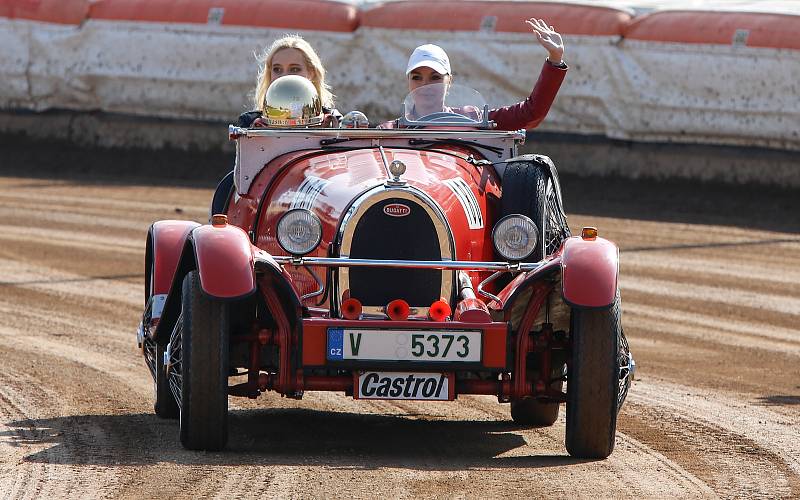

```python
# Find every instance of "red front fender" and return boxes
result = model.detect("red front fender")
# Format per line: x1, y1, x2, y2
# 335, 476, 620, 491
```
191, 223, 256, 299
561, 236, 618, 308
147, 220, 201, 308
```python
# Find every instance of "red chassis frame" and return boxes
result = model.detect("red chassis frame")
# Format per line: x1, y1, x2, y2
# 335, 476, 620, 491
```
147, 217, 616, 405
225, 274, 567, 404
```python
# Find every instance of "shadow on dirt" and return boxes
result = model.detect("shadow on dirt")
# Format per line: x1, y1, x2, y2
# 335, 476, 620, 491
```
2, 408, 593, 469
754, 395, 800, 406
0, 132, 231, 189
559, 173, 800, 235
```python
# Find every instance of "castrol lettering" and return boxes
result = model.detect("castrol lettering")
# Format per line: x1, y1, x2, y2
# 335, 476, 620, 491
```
357, 372, 449, 400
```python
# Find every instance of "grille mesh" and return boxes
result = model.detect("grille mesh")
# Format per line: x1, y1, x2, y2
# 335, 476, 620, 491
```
348, 198, 441, 306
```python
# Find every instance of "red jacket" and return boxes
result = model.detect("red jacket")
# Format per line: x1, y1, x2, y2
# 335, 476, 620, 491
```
489, 60, 567, 131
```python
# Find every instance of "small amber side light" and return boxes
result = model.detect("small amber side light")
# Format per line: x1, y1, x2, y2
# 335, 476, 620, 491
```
581, 226, 598, 240
211, 214, 228, 227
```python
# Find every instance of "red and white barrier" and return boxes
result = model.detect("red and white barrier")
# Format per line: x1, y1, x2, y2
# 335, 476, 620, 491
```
0, 0, 90, 110
75, 0, 359, 120
610, 8, 800, 149
350, 1, 632, 134
0, 0, 89, 24
0, 0, 798, 150
0, 0, 359, 119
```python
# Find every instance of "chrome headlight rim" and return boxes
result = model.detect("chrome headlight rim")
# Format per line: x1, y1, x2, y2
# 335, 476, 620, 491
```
492, 214, 539, 262
276, 208, 323, 256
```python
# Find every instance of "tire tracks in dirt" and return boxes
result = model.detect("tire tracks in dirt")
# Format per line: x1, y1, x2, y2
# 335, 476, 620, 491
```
0, 376, 51, 500
0, 176, 797, 498
0, 360, 125, 499
624, 378, 800, 498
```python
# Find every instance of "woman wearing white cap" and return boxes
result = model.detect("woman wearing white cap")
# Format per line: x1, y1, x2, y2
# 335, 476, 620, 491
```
390, 18, 567, 130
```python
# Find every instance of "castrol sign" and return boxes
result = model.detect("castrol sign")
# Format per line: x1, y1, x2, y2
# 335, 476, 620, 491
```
355, 372, 453, 400
383, 203, 410, 217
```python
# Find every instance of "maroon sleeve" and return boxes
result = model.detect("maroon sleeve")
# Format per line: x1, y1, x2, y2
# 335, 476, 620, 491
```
488, 60, 567, 131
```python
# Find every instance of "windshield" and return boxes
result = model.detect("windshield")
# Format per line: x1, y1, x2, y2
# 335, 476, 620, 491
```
402, 83, 489, 127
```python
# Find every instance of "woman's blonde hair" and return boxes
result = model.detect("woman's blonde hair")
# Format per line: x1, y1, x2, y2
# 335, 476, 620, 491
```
253, 35, 334, 111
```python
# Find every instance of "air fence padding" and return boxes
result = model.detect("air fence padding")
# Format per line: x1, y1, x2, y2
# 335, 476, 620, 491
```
0, 0, 359, 120
0, 0, 797, 150
0, 0, 90, 110
614, 9, 800, 150
353, 1, 632, 137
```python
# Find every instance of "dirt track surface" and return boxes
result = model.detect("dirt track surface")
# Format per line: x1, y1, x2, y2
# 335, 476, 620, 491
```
0, 171, 798, 499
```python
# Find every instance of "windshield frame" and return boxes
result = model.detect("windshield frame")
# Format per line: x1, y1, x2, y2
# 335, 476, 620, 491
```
400, 83, 495, 129
398, 104, 494, 129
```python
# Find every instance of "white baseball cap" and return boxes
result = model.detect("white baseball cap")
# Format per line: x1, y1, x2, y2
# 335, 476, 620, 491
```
406, 44, 451, 76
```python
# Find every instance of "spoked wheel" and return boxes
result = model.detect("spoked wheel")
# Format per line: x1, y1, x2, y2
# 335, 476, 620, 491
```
174, 270, 230, 451
542, 176, 571, 256
565, 295, 621, 459
154, 340, 179, 418
142, 294, 179, 419
617, 330, 634, 409
165, 314, 183, 417
503, 157, 572, 426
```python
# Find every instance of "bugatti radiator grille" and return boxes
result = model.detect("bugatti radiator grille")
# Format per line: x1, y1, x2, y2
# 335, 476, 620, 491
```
338, 188, 454, 316
349, 198, 441, 305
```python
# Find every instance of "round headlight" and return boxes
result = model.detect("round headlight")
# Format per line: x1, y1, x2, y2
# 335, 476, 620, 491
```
492, 214, 539, 261
277, 209, 323, 255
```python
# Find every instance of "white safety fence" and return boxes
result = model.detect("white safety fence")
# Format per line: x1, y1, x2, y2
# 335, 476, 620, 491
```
0, 7, 798, 151
611, 40, 799, 150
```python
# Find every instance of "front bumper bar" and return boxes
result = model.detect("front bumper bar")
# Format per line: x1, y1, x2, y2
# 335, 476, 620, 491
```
261, 253, 545, 272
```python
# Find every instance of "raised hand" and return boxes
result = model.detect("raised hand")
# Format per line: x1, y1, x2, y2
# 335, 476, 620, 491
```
525, 18, 565, 64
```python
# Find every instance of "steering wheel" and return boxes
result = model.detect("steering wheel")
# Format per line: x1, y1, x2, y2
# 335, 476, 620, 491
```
416, 111, 477, 124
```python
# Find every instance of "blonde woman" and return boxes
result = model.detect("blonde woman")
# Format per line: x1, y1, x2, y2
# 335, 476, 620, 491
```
238, 35, 340, 127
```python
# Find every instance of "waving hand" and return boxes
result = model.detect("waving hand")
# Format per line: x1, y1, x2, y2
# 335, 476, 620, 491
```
526, 18, 565, 65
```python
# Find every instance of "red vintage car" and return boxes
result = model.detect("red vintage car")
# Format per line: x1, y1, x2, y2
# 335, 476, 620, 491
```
137, 84, 634, 458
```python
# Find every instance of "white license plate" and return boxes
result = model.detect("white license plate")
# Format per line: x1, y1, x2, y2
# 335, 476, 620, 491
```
326, 328, 481, 362
355, 372, 453, 400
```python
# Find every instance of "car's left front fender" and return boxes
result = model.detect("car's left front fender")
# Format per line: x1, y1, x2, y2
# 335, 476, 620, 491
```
191, 223, 256, 300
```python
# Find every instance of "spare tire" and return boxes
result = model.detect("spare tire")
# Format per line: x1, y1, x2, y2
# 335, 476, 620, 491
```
500, 156, 570, 261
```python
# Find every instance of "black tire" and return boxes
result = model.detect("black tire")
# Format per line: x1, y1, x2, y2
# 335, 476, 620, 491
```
154, 341, 179, 418
511, 395, 559, 427
210, 170, 234, 218
510, 363, 565, 426
501, 159, 570, 261
511, 399, 559, 426
565, 296, 621, 459
178, 270, 229, 451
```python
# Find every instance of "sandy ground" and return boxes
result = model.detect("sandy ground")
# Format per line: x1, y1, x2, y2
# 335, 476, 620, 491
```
0, 168, 797, 499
